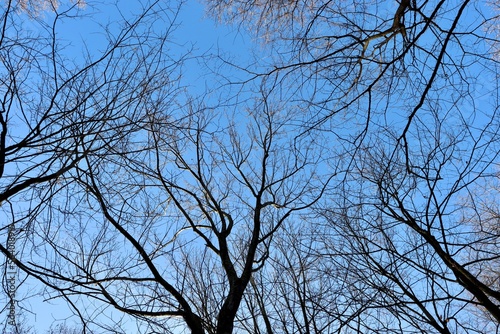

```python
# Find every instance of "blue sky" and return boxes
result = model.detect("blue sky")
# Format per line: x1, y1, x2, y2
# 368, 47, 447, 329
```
0, 1, 255, 332
2, 0, 499, 333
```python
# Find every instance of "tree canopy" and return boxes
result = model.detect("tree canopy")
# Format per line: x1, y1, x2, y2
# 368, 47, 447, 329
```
1, 0, 500, 333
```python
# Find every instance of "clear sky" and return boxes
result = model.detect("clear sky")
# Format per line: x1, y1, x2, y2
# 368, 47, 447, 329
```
1, 1, 254, 332
2, 0, 498, 333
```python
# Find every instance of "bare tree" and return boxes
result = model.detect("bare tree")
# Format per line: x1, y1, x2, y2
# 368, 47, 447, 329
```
202, 1, 500, 333
456, 173, 500, 326
257, 111, 500, 333
204, 0, 489, 129
3, 0, 500, 332
2, 66, 331, 332
0, 0, 334, 332
72, 96, 331, 333
240, 222, 345, 334
14, 0, 86, 16
1, 317, 84, 334
317, 109, 500, 333
0, 0, 186, 331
